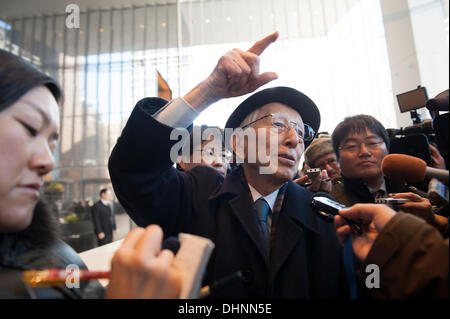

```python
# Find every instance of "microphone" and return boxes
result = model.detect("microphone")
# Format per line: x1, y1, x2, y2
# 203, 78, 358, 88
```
382, 154, 449, 183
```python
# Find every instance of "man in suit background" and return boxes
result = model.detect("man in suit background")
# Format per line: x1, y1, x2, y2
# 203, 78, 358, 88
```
92, 188, 116, 246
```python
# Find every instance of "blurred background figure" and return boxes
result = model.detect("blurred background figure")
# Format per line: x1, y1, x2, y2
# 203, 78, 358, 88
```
177, 125, 231, 177
43, 181, 65, 218
304, 136, 341, 180
294, 135, 336, 193
91, 188, 116, 246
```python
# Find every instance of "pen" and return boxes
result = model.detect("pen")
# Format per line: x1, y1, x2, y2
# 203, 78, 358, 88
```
22, 269, 110, 287
22, 237, 182, 288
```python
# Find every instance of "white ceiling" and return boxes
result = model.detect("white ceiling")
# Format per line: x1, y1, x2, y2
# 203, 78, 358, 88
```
1, 0, 360, 55
0, 0, 177, 19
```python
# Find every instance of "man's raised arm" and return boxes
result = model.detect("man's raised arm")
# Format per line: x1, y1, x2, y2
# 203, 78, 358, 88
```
183, 31, 279, 112
108, 32, 279, 228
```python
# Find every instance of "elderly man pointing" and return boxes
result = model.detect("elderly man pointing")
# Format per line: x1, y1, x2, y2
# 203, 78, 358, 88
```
109, 32, 344, 298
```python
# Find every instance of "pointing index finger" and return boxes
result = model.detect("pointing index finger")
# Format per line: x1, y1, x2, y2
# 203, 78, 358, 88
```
247, 31, 279, 56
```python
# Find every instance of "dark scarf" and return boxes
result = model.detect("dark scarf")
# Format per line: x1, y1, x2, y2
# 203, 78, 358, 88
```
0, 200, 61, 266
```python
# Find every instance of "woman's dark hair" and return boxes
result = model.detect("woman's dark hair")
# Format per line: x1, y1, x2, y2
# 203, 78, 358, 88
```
0, 49, 63, 112
331, 114, 390, 158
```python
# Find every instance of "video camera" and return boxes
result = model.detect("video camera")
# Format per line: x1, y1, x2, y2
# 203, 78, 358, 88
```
387, 86, 449, 168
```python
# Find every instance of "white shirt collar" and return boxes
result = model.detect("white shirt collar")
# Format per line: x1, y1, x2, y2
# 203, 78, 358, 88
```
101, 199, 110, 206
367, 179, 387, 195
247, 183, 280, 212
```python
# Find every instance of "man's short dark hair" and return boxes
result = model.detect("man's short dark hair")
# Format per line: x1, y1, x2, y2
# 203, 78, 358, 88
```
331, 115, 390, 158
99, 188, 109, 197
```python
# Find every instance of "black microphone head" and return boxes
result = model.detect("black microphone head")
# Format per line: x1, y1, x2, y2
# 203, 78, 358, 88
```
162, 236, 180, 254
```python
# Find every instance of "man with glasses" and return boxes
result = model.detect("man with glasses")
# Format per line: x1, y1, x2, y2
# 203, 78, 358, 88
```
331, 115, 449, 237
330, 115, 406, 206
303, 136, 341, 187
109, 32, 344, 298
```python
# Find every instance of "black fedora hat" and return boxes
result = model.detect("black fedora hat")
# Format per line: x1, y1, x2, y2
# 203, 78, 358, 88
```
225, 86, 321, 139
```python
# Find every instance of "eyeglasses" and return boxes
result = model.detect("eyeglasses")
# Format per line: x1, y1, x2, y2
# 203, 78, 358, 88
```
194, 147, 233, 162
241, 113, 315, 142
316, 157, 338, 170
338, 139, 385, 154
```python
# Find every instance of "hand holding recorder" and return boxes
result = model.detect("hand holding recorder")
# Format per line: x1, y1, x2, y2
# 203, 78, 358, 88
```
311, 195, 362, 234
390, 192, 449, 234
295, 168, 332, 193
334, 204, 396, 261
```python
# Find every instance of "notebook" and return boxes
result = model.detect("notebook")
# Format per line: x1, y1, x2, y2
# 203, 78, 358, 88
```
79, 232, 215, 298
174, 233, 215, 299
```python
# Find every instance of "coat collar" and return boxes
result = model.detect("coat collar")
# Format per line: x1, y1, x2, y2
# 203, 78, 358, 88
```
208, 166, 243, 200
340, 176, 374, 203
0, 201, 60, 266
209, 167, 269, 266
209, 167, 321, 235
209, 167, 321, 276
282, 181, 320, 234
340, 176, 406, 203
209, 165, 323, 228
269, 181, 321, 278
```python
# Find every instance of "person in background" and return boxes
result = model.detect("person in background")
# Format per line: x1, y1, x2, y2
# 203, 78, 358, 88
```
177, 125, 231, 177
92, 188, 117, 246
330, 114, 448, 236
293, 136, 340, 193
303, 136, 341, 180
0, 49, 181, 299
430, 143, 447, 170
330, 115, 399, 206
